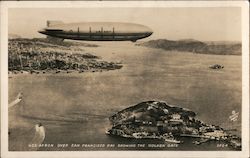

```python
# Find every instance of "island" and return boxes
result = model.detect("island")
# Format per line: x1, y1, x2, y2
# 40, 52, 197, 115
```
107, 101, 241, 150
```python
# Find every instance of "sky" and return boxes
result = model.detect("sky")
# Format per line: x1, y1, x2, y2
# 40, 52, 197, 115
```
8, 7, 241, 41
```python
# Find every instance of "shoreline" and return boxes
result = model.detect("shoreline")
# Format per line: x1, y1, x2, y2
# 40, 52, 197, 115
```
8, 68, 122, 77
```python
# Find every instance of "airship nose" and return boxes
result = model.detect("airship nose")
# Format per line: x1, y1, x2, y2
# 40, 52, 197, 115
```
148, 31, 153, 36
144, 27, 153, 37
145, 30, 153, 37
38, 29, 46, 34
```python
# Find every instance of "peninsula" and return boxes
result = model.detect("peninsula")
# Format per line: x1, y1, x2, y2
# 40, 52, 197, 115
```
136, 39, 241, 55
8, 38, 122, 74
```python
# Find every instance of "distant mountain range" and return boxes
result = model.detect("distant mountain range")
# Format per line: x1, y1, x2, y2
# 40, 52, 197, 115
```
136, 39, 241, 55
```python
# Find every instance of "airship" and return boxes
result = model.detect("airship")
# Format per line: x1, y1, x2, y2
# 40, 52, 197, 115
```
38, 21, 153, 42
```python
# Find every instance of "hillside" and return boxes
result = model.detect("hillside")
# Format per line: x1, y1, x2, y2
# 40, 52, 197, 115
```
136, 39, 241, 55
8, 38, 122, 73
107, 101, 241, 150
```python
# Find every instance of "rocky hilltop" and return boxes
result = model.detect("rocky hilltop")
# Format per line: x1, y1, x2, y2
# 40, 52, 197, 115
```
136, 39, 241, 55
107, 101, 241, 150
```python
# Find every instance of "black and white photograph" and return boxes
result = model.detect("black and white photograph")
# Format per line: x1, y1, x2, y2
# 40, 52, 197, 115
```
1, 1, 249, 158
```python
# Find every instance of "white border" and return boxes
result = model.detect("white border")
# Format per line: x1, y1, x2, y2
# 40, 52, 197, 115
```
1, 1, 249, 158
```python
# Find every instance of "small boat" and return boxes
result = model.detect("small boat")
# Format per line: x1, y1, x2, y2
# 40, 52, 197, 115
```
209, 64, 224, 69
105, 130, 110, 135
194, 141, 201, 145
193, 139, 209, 145
164, 138, 181, 144
162, 133, 181, 144
132, 133, 144, 139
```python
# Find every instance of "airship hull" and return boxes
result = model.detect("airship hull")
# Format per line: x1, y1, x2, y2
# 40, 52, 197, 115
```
39, 22, 153, 42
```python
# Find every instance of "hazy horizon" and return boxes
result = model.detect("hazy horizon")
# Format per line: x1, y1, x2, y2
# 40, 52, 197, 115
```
8, 7, 241, 42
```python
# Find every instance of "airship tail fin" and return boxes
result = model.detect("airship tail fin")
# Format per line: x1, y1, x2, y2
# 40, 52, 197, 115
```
47, 20, 64, 27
